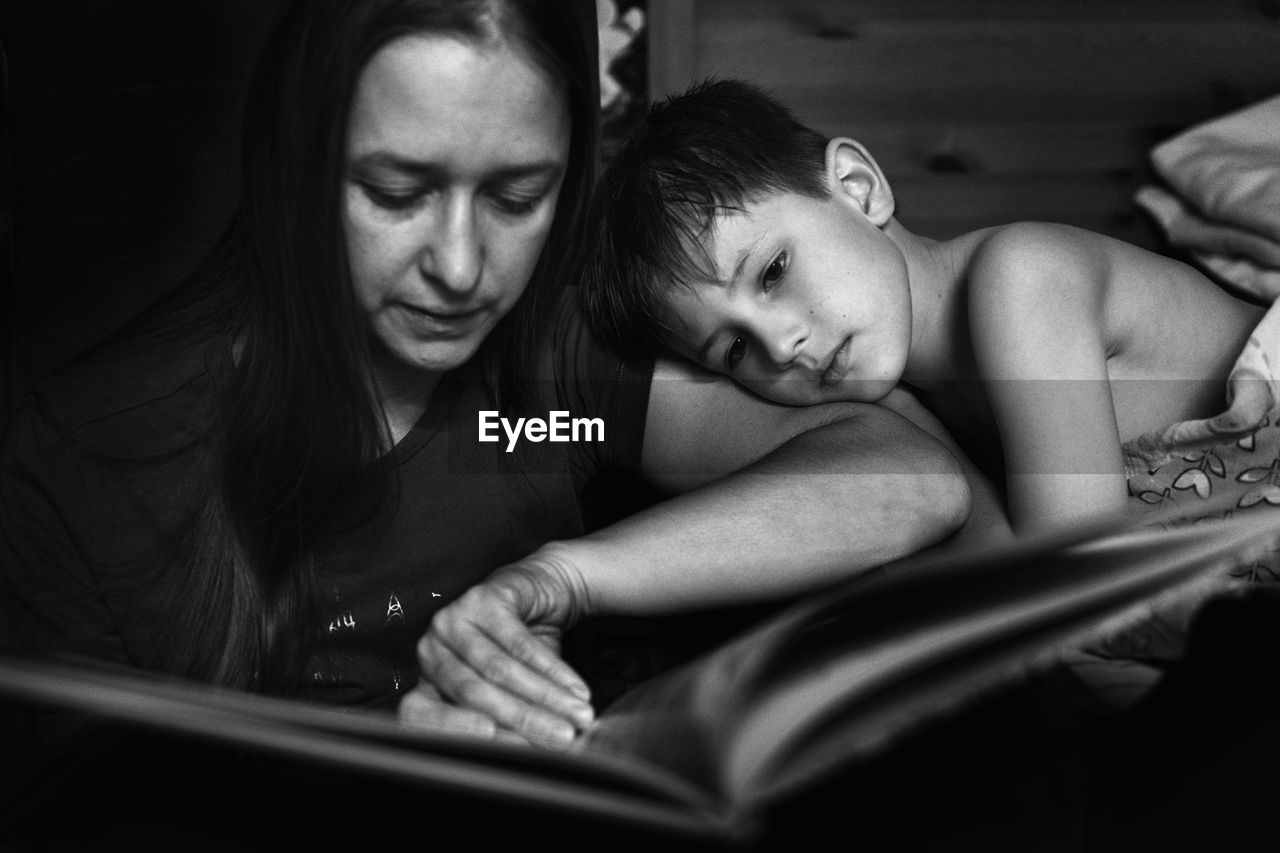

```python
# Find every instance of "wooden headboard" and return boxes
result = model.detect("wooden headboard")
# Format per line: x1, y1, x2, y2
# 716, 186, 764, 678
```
646, 0, 1280, 251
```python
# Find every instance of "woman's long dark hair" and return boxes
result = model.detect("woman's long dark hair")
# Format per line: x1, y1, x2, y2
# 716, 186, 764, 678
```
139, 0, 599, 690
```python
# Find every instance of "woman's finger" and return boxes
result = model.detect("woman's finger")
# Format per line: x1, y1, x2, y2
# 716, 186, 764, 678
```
446, 576, 593, 701
396, 681, 530, 746
418, 631, 591, 749
435, 623, 594, 731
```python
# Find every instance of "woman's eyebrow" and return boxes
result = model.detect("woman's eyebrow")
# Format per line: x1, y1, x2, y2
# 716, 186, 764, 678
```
348, 152, 445, 177
348, 152, 563, 182
485, 162, 565, 182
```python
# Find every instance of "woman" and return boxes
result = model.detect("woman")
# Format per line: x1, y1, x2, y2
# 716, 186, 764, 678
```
0, 0, 969, 753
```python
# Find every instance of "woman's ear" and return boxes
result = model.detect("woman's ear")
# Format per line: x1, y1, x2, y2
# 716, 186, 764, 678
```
826, 137, 895, 226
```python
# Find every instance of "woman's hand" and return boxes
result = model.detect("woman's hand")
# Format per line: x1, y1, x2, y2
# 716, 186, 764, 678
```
397, 547, 596, 749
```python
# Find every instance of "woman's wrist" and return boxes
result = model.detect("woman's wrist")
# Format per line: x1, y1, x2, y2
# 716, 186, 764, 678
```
500, 540, 594, 629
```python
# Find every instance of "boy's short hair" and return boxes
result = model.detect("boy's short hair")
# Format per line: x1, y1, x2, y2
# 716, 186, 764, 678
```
583, 78, 830, 363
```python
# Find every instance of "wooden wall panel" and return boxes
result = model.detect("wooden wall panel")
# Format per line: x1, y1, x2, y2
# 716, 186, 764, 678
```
649, 0, 1280, 246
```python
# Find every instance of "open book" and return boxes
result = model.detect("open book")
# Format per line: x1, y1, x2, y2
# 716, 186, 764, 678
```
3, 500, 1278, 845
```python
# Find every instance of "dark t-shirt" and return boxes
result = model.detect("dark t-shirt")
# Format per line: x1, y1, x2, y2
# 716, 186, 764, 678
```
0, 289, 652, 710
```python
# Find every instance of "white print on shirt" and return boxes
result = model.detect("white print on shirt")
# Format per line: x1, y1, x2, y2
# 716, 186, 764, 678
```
386, 593, 404, 626
477, 410, 605, 453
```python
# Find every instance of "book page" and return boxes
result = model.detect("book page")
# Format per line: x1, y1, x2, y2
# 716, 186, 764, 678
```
579, 604, 806, 801
577, 498, 1136, 802
727, 509, 1280, 804
0, 653, 731, 841
581, 500, 1279, 817
6, 501, 1273, 839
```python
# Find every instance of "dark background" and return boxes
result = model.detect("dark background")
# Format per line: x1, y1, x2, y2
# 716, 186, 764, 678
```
1, 1, 279, 423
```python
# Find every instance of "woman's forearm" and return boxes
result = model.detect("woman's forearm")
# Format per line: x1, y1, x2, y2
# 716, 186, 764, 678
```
547, 404, 970, 618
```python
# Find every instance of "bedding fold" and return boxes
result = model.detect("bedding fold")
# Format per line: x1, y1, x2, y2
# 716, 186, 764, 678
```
1134, 93, 1280, 303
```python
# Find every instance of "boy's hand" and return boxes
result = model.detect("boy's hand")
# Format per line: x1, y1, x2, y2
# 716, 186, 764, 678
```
1212, 374, 1275, 435
397, 551, 596, 750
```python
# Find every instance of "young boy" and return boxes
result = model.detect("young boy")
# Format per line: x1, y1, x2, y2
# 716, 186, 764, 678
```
584, 79, 1267, 534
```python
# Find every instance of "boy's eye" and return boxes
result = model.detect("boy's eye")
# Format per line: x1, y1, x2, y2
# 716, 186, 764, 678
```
762, 251, 788, 291
725, 336, 747, 372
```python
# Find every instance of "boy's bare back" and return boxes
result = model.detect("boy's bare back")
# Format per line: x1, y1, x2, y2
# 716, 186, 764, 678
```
963, 221, 1262, 440
949, 221, 1264, 527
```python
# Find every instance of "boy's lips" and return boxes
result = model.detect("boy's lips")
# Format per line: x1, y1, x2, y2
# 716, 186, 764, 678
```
820, 337, 851, 386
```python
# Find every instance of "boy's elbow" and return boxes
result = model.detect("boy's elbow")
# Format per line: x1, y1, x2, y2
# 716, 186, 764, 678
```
894, 445, 973, 554
921, 466, 973, 547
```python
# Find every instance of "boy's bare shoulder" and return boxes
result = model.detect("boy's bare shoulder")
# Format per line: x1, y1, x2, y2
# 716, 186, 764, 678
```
969, 223, 1108, 294
963, 223, 1119, 375
966, 222, 1114, 318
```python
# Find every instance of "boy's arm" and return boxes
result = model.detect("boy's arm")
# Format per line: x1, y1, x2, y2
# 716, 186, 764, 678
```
969, 224, 1129, 534
401, 359, 971, 747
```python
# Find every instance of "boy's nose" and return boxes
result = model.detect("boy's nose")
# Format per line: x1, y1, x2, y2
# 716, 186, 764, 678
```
421, 196, 482, 295
757, 315, 808, 370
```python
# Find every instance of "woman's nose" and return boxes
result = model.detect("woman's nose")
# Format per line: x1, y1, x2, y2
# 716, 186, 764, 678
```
422, 195, 482, 295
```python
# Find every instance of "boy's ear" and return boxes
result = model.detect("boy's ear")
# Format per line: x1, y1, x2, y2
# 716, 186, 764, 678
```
827, 138, 895, 226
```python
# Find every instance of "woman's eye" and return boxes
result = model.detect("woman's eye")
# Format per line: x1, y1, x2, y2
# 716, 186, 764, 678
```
762, 252, 788, 291
361, 183, 423, 211
489, 192, 543, 217
725, 336, 747, 372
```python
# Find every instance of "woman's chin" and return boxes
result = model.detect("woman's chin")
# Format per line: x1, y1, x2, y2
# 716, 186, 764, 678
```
377, 337, 487, 379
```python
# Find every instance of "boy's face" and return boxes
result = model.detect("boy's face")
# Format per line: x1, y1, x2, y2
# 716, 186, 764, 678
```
664, 188, 911, 406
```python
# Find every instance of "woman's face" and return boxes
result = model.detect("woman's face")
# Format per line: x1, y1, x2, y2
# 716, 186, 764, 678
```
343, 34, 571, 380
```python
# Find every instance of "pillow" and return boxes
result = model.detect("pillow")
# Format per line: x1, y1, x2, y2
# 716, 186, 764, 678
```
1135, 184, 1280, 303
1148, 94, 1280, 245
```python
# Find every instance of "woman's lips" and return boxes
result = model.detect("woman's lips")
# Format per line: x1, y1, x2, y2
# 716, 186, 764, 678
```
397, 302, 485, 336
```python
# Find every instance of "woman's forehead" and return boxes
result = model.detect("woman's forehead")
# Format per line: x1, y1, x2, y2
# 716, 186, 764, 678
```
346, 34, 570, 173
